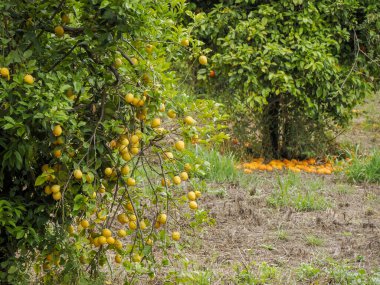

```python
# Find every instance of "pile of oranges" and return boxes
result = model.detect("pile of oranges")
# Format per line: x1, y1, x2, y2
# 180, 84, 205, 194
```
240, 158, 334, 175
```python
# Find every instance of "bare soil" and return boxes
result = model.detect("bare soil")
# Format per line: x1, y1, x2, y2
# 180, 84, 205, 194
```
183, 175, 380, 283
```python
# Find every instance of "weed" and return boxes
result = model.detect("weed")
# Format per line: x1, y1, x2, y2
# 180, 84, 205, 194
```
296, 259, 380, 285
207, 186, 228, 198
305, 235, 324, 246
234, 262, 279, 284
293, 190, 330, 211
193, 146, 239, 183
267, 173, 329, 211
325, 260, 380, 285
334, 184, 355, 195
167, 268, 214, 284
297, 263, 321, 281
261, 244, 275, 251
346, 150, 380, 183
276, 229, 289, 241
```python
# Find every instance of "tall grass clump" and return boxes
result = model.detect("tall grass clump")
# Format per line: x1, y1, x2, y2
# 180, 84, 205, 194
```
346, 150, 380, 183
192, 146, 238, 183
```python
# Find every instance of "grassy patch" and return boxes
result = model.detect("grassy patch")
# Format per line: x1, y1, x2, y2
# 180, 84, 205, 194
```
266, 173, 330, 211
276, 229, 289, 241
297, 263, 321, 281
305, 235, 324, 246
192, 146, 239, 183
233, 262, 280, 284
346, 150, 380, 183
297, 259, 380, 284
334, 183, 355, 195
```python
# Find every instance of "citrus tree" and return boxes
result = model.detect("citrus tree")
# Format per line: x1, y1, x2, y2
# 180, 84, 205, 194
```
187, 0, 380, 158
0, 0, 216, 283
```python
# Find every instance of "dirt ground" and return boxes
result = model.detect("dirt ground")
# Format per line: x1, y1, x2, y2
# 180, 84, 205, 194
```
183, 175, 380, 283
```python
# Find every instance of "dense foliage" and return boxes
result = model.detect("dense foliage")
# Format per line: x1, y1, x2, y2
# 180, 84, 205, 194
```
188, 0, 380, 158
0, 0, 223, 283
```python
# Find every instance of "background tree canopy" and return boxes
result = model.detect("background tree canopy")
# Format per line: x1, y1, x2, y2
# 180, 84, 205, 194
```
188, 0, 380, 158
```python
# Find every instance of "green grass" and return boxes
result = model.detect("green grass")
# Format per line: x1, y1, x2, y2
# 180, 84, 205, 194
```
297, 260, 380, 284
234, 262, 279, 284
192, 146, 239, 183
266, 173, 330, 211
346, 150, 380, 183
276, 229, 289, 241
305, 235, 324, 246
334, 183, 355, 195
296, 263, 321, 281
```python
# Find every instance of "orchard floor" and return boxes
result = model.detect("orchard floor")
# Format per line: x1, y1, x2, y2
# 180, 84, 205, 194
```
179, 173, 380, 284
163, 93, 380, 284
117, 95, 380, 284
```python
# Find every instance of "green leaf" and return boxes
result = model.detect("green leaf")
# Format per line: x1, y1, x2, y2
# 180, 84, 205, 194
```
34, 175, 47, 186
7, 265, 17, 274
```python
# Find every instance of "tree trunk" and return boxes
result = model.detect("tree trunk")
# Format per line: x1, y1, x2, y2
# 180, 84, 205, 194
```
263, 93, 280, 159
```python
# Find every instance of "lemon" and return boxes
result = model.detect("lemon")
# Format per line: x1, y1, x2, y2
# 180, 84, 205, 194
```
80, 219, 90, 228
158, 213, 167, 224
115, 254, 122, 263
151, 118, 161, 128
180, 38, 189, 47
199, 55, 207, 65
174, 141, 185, 151
24, 74, 34, 85
173, 176, 181, 185
172, 231, 180, 241
51, 185, 60, 193
102, 228, 112, 238
52, 191, 62, 200
189, 201, 198, 210
180, 171, 189, 181
104, 167, 113, 177
73, 169, 83, 180
187, 191, 196, 201
54, 25, 64, 37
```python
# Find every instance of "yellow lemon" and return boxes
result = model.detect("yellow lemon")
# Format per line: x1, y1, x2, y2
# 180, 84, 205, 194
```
172, 231, 181, 241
